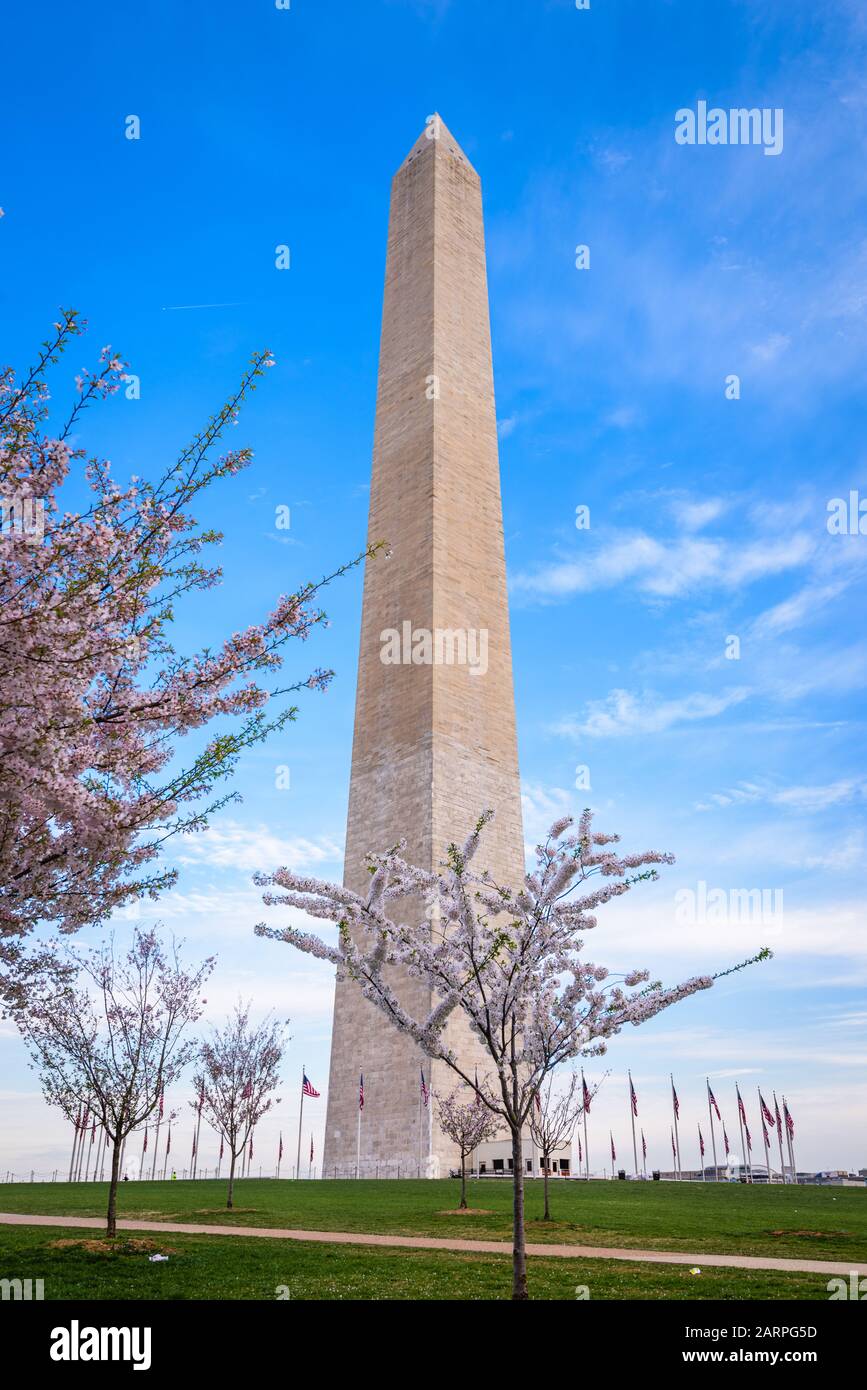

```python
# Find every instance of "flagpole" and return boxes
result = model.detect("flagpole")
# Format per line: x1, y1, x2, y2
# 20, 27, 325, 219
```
671, 1074, 682, 1180
356, 1085, 362, 1180
192, 1088, 204, 1180
162, 1125, 171, 1181
628, 1070, 638, 1176
83, 1121, 94, 1182
94, 1125, 105, 1184
417, 1071, 423, 1178
773, 1090, 786, 1183
640, 1128, 646, 1177
784, 1096, 797, 1183
758, 1087, 770, 1181
150, 1091, 163, 1182
736, 1084, 747, 1182
706, 1079, 719, 1181
583, 1104, 590, 1181
296, 1067, 305, 1182
68, 1110, 81, 1183
76, 1108, 89, 1182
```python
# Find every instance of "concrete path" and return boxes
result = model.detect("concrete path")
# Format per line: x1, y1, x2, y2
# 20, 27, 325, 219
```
1, 1212, 863, 1277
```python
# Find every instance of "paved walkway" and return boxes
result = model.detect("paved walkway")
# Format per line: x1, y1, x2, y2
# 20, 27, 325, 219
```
1, 1212, 863, 1276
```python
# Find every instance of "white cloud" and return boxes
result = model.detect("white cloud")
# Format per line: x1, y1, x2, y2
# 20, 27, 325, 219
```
513, 529, 814, 602
554, 686, 750, 739
172, 819, 343, 874
520, 782, 576, 850
750, 581, 849, 639
696, 778, 867, 813
669, 497, 728, 531
805, 831, 866, 872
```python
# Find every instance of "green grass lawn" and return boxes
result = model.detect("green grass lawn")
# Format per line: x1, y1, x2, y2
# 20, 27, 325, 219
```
2, 1176, 865, 1263
0, 1223, 838, 1301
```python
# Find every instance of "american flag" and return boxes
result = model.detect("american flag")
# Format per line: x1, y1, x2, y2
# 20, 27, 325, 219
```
191, 1133, 196, 1158
142, 1125, 148, 1154
610, 1132, 616, 1164
302, 1073, 320, 1099
310, 1134, 314, 1164
745, 1122, 753, 1153
629, 1074, 638, 1117
698, 1125, 705, 1158
582, 1073, 592, 1112
577, 1133, 583, 1164
671, 1078, 680, 1119
419, 1068, 429, 1107
775, 1094, 783, 1136
762, 1117, 770, 1149
474, 1067, 482, 1107
707, 1082, 721, 1121
641, 1129, 647, 1160
248, 1134, 253, 1161
671, 1127, 677, 1161
723, 1126, 730, 1157
784, 1101, 795, 1139
217, 1133, 222, 1161
166, 1125, 171, 1156
278, 1132, 283, 1161
158, 1087, 164, 1121
759, 1091, 775, 1128
736, 1085, 747, 1125
359, 1074, 364, 1111
197, 1083, 204, 1116
90, 1119, 96, 1145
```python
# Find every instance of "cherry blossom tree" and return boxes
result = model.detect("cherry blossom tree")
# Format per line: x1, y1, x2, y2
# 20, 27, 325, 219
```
0, 311, 377, 995
193, 1001, 287, 1208
255, 808, 770, 1300
529, 1070, 605, 1221
14, 927, 212, 1235
435, 1084, 501, 1210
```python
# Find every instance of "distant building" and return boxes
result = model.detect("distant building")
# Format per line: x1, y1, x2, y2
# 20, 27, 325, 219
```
472, 1133, 572, 1178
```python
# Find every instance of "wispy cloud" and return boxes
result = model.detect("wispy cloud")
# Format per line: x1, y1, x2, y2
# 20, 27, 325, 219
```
554, 686, 750, 739
172, 820, 343, 874
513, 527, 814, 602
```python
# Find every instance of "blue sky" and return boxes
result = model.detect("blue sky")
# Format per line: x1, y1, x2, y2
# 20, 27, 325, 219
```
2, 0, 866, 1178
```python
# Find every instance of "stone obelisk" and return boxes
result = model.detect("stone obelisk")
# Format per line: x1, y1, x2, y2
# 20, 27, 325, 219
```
323, 116, 525, 1177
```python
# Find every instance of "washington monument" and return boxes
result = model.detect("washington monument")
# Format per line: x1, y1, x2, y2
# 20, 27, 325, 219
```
323, 116, 525, 1176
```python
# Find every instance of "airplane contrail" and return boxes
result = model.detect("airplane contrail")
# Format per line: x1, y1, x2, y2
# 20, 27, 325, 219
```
160, 301, 245, 311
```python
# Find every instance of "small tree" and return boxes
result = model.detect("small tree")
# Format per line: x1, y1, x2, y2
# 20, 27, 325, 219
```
435, 1085, 501, 1210
529, 1071, 605, 1221
15, 928, 212, 1235
0, 311, 377, 995
194, 1002, 287, 1209
256, 808, 769, 1299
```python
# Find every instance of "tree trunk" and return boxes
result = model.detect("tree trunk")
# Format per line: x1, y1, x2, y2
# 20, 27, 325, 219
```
543, 1153, 551, 1220
226, 1149, 237, 1209
459, 1151, 467, 1209
106, 1138, 121, 1238
510, 1124, 528, 1300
